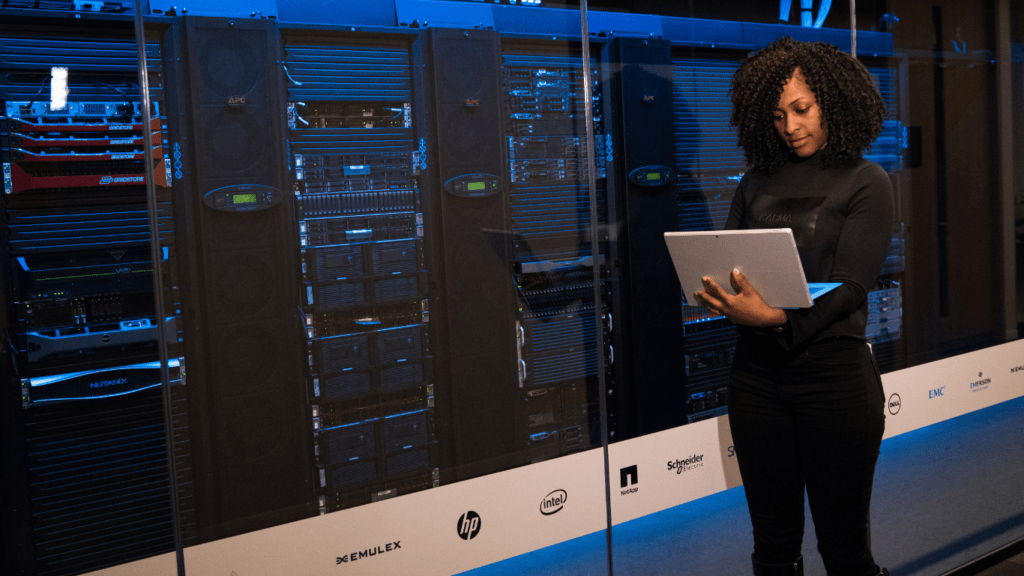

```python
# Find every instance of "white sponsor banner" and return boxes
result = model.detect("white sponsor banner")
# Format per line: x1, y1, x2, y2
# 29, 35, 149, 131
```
85, 447, 607, 576
85, 340, 1024, 576
607, 413, 742, 526
880, 338, 1024, 439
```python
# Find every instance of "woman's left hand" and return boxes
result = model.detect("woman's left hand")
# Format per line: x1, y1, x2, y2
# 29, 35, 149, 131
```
693, 269, 788, 328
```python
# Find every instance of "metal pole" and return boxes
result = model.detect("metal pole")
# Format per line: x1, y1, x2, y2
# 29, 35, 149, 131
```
995, 0, 1017, 340
850, 0, 857, 57
132, 2, 186, 574
578, 3, 614, 576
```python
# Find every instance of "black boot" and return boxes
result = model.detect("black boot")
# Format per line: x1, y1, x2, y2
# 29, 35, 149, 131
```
752, 554, 804, 576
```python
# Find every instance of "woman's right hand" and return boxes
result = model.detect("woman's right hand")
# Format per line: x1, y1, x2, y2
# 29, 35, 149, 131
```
694, 269, 788, 328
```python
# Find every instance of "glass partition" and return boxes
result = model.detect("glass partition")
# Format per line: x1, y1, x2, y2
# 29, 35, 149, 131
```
0, 1, 1021, 575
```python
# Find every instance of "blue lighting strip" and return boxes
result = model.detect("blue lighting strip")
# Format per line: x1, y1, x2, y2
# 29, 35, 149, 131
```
27, 358, 180, 387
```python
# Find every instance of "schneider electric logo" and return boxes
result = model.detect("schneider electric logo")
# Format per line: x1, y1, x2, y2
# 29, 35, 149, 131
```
457, 511, 481, 540
969, 372, 991, 392
619, 465, 638, 495
540, 489, 567, 515
335, 541, 401, 564
667, 454, 705, 474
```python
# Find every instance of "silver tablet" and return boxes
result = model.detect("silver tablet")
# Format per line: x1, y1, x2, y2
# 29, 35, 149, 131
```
664, 229, 839, 309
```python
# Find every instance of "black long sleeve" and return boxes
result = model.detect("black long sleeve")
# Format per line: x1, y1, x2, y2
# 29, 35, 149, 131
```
725, 152, 894, 349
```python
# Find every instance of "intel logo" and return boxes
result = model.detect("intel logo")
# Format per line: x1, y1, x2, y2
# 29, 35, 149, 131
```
540, 489, 567, 516
99, 176, 113, 185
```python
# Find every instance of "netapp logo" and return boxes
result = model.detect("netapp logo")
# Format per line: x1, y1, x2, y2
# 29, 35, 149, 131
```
667, 454, 705, 474
90, 378, 127, 389
99, 176, 144, 184
619, 465, 638, 495
928, 387, 945, 399
335, 541, 401, 564
887, 393, 901, 415
540, 489, 567, 515
457, 511, 481, 540
969, 372, 991, 392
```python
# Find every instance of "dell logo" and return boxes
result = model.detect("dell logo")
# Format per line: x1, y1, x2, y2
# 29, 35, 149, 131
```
888, 393, 901, 415
928, 387, 945, 399
540, 489, 567, 516
457, 511, 481, 541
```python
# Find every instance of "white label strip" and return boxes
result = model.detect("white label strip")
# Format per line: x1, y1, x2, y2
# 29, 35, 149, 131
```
84, 339, 1024, 575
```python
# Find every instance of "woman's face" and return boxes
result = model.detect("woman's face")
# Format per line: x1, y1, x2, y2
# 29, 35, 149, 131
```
773, 67, 827, 157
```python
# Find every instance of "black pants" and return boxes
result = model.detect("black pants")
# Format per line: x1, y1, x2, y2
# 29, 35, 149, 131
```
728, 336, 885, 576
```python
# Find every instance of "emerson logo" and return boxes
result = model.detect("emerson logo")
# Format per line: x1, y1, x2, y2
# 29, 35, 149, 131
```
887, 393, 901, 415
335, 541, 401, 564
667, 454, 704, 474
540, 489, 567, 516
969, 372, 991, 392
457, 511, 481, 541
619, 465, 638, 495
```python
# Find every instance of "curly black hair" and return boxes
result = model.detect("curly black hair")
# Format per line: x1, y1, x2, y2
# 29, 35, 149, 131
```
730, 37, 887, 174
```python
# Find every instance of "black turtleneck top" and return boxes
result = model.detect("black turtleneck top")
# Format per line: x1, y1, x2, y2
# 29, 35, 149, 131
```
724, 152, 895, 350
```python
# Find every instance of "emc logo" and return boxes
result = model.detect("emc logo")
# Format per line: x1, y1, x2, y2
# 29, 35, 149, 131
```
929, 387, 945, 399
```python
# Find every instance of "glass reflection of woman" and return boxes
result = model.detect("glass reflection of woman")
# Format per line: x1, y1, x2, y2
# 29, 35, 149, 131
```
694, 37, 893, 576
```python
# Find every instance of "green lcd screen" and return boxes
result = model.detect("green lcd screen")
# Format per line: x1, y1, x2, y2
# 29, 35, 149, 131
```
467, 181, 486, 191
646, 173, 661, 181
233, 193, 257, 204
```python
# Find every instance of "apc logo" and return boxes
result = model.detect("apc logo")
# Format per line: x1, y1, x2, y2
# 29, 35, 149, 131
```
887, 393, 901, 415
928, 387, 945, 399
457, 511, 481, 540
540, 489, 567, 516
619, 465, 638, 495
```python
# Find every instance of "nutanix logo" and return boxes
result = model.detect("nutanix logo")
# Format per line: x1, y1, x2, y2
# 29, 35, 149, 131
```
457, 511, 481, 540
619, 465, 638, 495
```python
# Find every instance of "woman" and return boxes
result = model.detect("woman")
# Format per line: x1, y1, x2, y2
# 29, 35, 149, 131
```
694, 37, 893, 576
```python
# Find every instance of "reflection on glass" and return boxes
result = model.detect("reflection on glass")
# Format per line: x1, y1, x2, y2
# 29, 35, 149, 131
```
0, 23, 179, 575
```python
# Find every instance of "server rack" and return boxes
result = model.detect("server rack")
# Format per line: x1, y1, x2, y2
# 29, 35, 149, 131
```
0, 24, 182, 575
